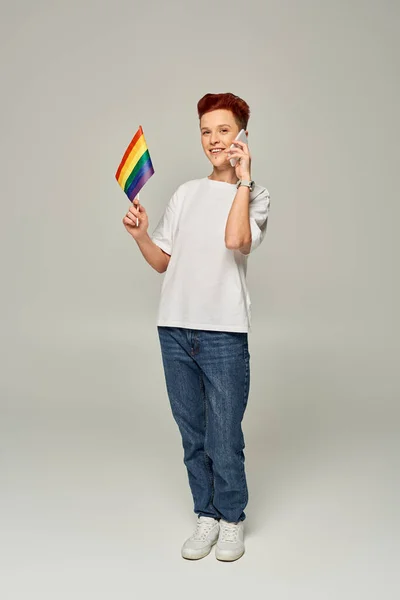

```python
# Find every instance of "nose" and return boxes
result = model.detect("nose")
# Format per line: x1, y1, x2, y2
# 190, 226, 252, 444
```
210, 132, 220, 145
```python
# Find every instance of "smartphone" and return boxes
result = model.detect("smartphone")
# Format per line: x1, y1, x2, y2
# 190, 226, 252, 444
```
229, 129, 248, 167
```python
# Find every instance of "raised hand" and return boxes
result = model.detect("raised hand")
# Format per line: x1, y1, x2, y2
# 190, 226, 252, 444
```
122, 198, 149, 240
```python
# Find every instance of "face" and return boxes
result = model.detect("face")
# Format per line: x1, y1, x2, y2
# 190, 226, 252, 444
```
200, 109, 244, 166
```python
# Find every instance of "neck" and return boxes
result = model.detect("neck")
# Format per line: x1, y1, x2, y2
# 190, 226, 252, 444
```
208, 167, 239, 185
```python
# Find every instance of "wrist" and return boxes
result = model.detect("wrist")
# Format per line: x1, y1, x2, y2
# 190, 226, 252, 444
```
135, 231, 150, 244
239, 174, 251, 181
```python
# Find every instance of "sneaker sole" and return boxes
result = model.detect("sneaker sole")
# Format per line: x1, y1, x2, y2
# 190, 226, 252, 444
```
215, 549, 245, 562
181, 539, 218, 560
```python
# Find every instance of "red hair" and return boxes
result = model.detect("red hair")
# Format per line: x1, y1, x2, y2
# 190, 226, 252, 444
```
197, 93, 250, 131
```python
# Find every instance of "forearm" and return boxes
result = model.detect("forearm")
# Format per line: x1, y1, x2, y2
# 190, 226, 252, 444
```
135, 232, 170, 273
224, 184, 252, 249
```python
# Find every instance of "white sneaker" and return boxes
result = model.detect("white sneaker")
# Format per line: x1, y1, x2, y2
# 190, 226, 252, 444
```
181, 516, 220, 560
215, 519, 245, 561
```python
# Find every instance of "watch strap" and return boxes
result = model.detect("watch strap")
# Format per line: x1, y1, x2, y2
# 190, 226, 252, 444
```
236, 179, 255, 191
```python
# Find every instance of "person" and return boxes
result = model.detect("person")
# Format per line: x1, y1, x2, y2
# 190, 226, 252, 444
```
122, 93, 271, 562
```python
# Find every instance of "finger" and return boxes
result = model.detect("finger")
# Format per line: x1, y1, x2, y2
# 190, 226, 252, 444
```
131, 200, 146, 215
134, 202, 146, 214
227, 146, 240, 154
123, 215, 136, 226
236, 143, 249, 154
230, 140, 249, 153
128, 205, 140, 217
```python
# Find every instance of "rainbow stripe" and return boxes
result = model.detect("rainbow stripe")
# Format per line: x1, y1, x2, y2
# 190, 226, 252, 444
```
115, 125, 155, 201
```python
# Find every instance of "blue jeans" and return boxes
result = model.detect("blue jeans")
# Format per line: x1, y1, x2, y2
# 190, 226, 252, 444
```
157, 326, 250, 523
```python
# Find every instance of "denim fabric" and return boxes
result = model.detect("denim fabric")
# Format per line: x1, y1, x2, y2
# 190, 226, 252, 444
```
157, 326, 250, 523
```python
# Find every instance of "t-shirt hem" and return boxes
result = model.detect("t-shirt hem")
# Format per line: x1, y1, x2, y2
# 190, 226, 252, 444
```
151, 238, 171, 255
156, 319, 249, 333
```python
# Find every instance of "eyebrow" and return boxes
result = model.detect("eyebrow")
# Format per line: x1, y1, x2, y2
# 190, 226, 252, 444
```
200, 124, 232, 131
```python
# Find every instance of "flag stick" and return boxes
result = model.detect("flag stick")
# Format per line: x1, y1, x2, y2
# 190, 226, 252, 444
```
136, 192, 140, 227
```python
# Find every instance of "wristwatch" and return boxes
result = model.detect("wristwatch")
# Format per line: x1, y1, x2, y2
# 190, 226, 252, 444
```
236, 179, 255, 192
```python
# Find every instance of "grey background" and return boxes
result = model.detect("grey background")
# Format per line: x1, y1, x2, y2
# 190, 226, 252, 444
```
1, 0, 399, 598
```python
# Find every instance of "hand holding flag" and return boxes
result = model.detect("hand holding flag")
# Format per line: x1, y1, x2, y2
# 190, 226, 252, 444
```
122, 197, 149, 240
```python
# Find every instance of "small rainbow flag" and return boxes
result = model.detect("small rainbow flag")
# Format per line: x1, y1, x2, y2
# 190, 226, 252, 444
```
115, 125, 155, 202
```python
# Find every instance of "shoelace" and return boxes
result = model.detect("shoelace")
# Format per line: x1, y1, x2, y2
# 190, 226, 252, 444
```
219, 521, 239, 543
190, 519, 216, 541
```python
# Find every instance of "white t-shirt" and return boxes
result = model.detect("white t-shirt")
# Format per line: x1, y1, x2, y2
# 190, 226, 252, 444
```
151, 177, 270, 333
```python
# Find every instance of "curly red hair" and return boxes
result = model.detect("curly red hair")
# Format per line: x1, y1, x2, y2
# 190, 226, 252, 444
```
197, 92, 250, 131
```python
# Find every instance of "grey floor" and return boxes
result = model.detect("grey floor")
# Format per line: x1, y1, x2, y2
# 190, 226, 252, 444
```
1, 318, 398, 599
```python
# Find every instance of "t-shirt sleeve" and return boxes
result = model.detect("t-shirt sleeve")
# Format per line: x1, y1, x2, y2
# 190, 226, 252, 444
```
245, 186, 271, 254
150, 188, 179, 256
